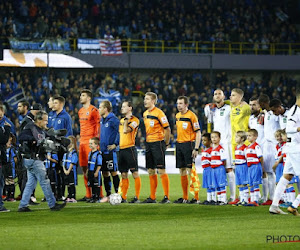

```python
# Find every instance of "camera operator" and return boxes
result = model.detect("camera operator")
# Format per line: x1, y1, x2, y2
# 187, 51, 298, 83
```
18, 111, 66, 212
0, 122, 11, 212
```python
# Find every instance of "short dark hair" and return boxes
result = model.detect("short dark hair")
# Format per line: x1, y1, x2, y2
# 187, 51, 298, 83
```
248, 128, 258, 137
81, 89, 93, 99
269, 99, 282, 108
90, 137, 100, 145
202, 133, 211, 141
211, 131, 221, 138
19, 101, 30, 109
249, 96, 258, 102
258, 94, 270, 104
177, 96, 189, 105
53, 95, 65, 105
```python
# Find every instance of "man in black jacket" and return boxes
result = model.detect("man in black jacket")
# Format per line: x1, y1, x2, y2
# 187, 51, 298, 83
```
0, 123, 11, 212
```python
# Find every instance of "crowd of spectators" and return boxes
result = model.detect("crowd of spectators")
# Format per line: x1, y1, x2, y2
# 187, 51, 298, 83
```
0, 0, 298, 47
0, 69, 297, 148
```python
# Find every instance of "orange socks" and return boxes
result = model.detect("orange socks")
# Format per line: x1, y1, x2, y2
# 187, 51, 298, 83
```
84, 175, 91, 198
181, 175, 189, 200
161, 174, 170, 199
122, 178, 129, 200
135, 177, 141, 199
194, 191, 199, 201
149, 175, 158, 200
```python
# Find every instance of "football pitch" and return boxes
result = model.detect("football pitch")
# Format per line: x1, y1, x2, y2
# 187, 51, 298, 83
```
0, 174, 298, 249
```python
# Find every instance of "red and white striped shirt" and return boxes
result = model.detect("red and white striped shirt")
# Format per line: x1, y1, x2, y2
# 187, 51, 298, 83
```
211, 145, 226, 168
245, 142, 263, 167
201, 147, 212, 168
234, 144, 247, 165
275, 142, 285, 161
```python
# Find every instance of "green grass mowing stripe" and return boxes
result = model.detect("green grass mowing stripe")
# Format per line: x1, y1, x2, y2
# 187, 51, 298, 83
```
0, 174, 298, 249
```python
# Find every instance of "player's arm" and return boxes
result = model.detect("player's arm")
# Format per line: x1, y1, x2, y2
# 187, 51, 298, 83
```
259, 156, 264, 172
272, 155, 283, 171
123, 118, 132, 134
94, 165, 101, 177
192, 130, 201, 159
92, 108, 101, 137
94, 154, 102, 177
164, 126, 171, 147
108, 118, 120, 151
47, 155, 58, 164
66, 115, 73, 136
286, 113, 300, 133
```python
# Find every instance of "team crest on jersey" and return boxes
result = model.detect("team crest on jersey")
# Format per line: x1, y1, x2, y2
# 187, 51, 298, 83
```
58, 119, 61, 124
182, 122, 188, 129
283, 117, 287, 123
105, 123, 109, 127
220, 111, 224, 116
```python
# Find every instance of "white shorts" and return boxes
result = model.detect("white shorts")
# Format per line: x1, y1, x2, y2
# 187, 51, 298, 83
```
221, 142, 233, 169
263, 141, 276, 173
283, 152, 300, 176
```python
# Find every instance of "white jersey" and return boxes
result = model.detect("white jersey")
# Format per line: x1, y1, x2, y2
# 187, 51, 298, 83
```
285, 105, 300, 154
264, 110, 280, 144
210, 104, 231, 144
248, 114, 265, 146
279, 109, 289, 129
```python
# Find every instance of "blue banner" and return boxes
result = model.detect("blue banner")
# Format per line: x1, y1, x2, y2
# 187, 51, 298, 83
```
4, 88, 26, 109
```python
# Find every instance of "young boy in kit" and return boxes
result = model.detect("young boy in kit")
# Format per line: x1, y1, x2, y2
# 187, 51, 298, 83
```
210, 131, 227, 205
87, 137, 102, 203
201, 133, 215, 205
234, 131, 249, 205
245, 129, 263, 206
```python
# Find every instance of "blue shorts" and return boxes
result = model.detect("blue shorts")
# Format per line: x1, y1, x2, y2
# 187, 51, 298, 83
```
235, 163, 248, 186
248, 163, 262, 187
211, 165, 227, 188
289, 175, 298, 184
275, 163, 284, 183
202, 167, 213, 189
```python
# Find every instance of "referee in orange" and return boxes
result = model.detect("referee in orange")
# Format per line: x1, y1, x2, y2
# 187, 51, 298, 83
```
142, 92, 171, 203
119, 101, 141, 203
174, 96, 201, 204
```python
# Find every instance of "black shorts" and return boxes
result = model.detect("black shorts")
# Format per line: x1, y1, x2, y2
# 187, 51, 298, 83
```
47, 168, 57, 185
176, 142, 194, 169
64, 171, 77, 185
102, 152, 118, 172
87, 170, 101, 187
119, 147, 138, 173
146, 140, 166, 169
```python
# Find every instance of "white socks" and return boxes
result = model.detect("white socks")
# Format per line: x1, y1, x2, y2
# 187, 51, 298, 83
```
292, 194, 300, 208
262, 177, 268, 202
227, 171, 236, 200
267, 172, 276, 200
272, 177, 289, 206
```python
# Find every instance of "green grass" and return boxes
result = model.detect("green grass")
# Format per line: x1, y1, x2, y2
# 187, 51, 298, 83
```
0, 174, 298, 249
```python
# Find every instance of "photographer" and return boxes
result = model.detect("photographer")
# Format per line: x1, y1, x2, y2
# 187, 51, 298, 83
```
18, 111, 66, 212
0, 122, 11, 212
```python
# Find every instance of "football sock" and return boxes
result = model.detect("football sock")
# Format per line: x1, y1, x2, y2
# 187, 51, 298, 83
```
297, 179, 300, 193
220, 187, 226, 202
100, 186, 104, 198
112, 175, 120, 193
134, 177, 141, 199
181, 175, 189, 200
281, 190, 287, 203
227, 171, 236, 200
149, 174, 158, 200
287, 186, 296, 203
207, 189, 212, 201
262, 177, 268, 201
267, 172, 276, 200
250, 187, 254, 202
84, 175, 91, 198
104, 176, 112, 196
161, 174, 170, 199
121, 178, 129, 200
272, 177, 289, 206
254, 185, 260, 202
68, 185, 75, 199
95, 184, 100, 199
211, 189, 217, 201
243, 186, 249, 202
239, 187, 244, 201
194, 191, 199, 201
292, 193, 300, 208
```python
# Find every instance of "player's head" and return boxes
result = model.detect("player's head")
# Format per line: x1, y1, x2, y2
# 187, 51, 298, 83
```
53, 96, 65, 112
211, 131, 221, 145
230, 88, 244, 105
247, 129, 258, 143
34, 110, 48, 129
235, 131, 247, 144
144, 92, 157, 109
202, 133, 211, 148
68, 135, 78, 152
17, 101, 30, 115
213, 89, 225, 104
99, 100, 112, 117
274, 129, 283, 144
0, 104, 5, 119
6, 133, 15, 148
269, 99, 283, 116
121, 101, 133, 115
89, 137, 99, 150
177, 96, 189, 113
48, 96, 54, 110
279, 129, 287, 142
80, 89, 92, 105
258, 94, 270, 109
249, 96, 260, 115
